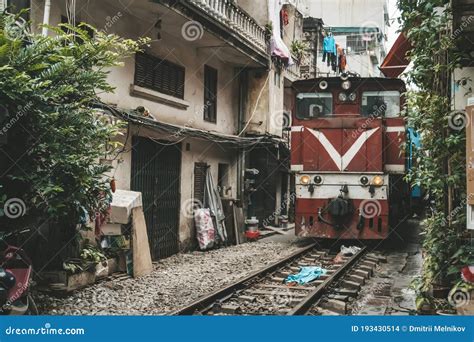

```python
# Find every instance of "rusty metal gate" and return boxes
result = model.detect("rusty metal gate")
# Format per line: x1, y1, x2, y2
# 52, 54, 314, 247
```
131, 136, 181, 260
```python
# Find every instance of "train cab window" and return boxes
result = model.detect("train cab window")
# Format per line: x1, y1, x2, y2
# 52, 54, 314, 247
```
296, 93, 333, 119
361, 91, 400, 118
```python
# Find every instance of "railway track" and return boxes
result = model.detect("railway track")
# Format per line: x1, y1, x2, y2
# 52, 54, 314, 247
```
173, 244, 382, 316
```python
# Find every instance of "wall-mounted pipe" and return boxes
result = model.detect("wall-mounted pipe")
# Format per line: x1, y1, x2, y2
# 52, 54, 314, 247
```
41, 0, 51, 36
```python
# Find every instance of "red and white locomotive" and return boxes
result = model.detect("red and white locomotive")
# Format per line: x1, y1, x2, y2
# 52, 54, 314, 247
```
290, 76, 408, 240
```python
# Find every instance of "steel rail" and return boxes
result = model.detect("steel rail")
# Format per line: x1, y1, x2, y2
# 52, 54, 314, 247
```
287, 246, 367, 315
172, 242, 318, 315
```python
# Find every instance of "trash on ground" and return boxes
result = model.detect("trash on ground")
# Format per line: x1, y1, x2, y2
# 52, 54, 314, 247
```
285, 266, 327, 285
340, 245, 361, 256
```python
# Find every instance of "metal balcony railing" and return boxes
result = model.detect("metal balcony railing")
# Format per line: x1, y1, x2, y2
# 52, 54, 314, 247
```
190, 0, 267, 52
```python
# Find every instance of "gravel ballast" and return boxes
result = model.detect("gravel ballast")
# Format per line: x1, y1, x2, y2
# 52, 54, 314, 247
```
36, 240, 303, 315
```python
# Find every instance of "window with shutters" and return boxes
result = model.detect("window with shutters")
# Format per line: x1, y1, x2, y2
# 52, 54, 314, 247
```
203, 65, 217, 123
134, 52, 185, 99
7, 0, 30, 20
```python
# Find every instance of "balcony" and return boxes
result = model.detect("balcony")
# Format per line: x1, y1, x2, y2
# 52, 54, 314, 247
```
190, 0, 267, 53
157, 0, 269, 66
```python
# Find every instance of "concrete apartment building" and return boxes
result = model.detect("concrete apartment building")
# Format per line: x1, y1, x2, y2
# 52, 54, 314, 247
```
304, 0, 390, 77
10, 0, 306, 259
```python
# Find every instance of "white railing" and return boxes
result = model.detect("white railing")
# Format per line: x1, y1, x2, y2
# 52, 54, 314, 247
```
190, 0, 267, 52
285, 61, 301, 81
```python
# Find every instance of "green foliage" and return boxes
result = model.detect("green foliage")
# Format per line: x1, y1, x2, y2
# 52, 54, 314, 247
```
290, 40, 308, 61
398, 0, 473, 305
0, 12, 146, 231
264, 22, 273, 41
63, 243, 106, 274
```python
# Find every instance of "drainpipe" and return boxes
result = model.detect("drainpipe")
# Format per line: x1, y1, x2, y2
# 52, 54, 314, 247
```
42, 0, 51, 36
236, 68, 248, 244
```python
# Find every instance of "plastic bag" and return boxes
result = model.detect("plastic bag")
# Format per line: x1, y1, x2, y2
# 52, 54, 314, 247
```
340, 245, 361, 256
194, 208, 215, 250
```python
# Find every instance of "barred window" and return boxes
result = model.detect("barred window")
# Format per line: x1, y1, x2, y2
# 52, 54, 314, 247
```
134, 52, 185, 99
346, 34, 369, 53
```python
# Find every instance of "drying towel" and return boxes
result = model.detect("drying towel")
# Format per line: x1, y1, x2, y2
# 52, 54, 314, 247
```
285, 267, 327, 285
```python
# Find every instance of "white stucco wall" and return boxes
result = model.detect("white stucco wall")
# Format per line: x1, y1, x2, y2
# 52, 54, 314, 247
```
110, 125, 238, 246
30, 0, 242, 248
30, 0, 240, 135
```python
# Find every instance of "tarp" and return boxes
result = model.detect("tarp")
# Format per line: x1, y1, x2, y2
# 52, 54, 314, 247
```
204, 168, 227, 244
380, 33, 412, 78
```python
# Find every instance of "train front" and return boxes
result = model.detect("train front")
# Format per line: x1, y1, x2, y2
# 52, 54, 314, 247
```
291, 76, 407, 240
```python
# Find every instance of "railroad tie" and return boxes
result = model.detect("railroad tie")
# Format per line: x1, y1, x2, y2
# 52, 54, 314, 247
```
340, 280, 361, 291
358, 265, 374, 276
320, 299, 347, 315
353, 269, 370, 279
327, 294, 349, 302
215, 304, 241, 315
334, 288, 359, 297
237, 295, 256, 303
316, 308, 340, 316
346, 274, 365, 286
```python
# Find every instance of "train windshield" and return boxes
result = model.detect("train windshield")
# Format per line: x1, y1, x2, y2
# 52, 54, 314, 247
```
296, 93, 333, 119
361, 91, 400, 117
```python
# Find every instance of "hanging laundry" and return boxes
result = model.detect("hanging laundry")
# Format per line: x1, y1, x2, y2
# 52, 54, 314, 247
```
339, 49, 347, 73
331, 53, 338, 72
322, 33, 336, 54
322, 32, 337, 69
281, 8, 289, 26
269, 0, 293, 65
285, 266, 327, 285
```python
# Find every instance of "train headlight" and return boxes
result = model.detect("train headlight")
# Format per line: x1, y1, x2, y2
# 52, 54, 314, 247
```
360, 176, 369, 186
371, 176, 384, 187
341, 80, 351, 90
319, 80, 328, 90
338, 93, 348, 102
300, 175, 311, 185
349, 93, 357, 101
314, 175, 323, 184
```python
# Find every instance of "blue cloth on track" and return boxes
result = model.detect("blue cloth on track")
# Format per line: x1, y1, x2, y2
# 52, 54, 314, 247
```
285, 267, 327, 285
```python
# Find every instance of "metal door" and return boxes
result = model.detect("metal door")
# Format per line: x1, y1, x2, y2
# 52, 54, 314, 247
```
131, 136, 181, 260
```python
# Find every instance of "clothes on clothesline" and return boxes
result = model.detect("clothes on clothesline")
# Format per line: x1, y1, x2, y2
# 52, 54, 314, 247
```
322, 35, 336, 54
322, 34, 348, 74
322, 50, 337, 71
339, 53, 347, 73
281, 8, 289, 26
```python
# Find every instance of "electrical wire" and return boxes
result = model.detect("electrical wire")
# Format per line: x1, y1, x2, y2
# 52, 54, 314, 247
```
238, 72, 271, 136
91, 102, 279, 149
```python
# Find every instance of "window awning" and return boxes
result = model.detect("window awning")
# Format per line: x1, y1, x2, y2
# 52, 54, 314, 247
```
380, 33, 412, 78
